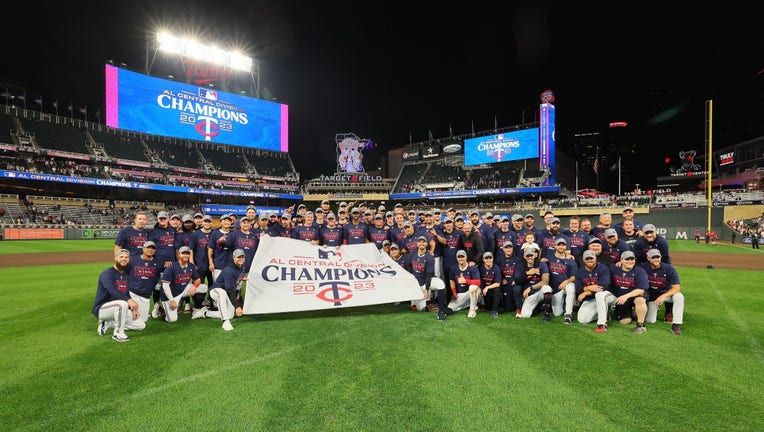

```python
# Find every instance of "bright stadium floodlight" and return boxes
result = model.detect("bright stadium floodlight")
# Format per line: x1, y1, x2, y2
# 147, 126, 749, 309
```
155, 31, 253, 72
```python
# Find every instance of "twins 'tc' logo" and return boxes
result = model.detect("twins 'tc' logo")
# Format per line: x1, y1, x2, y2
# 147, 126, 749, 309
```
195, 116, 220, 141
316, 281, 353, 306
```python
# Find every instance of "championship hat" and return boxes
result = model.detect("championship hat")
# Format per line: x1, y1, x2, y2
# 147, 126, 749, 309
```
416, 236, 428, 242
483, 251, 493, 259
321, 199, 330, 205
588, 237, 602, 244
456, 250, 467, 257
582, 250, 596, 260
202, 215, 212, 222
502, 241, 514, 248
604, 228, 618, 238
142, 241, 156, 248
351, 207, 360, 213
194, 212, 204, 218
623, 206, 634, 213
525, 213, 535, 219
326, 212, 336, 219
643, 224, 657, 233
513, 214, 524, 221
382, 240, 391, 247
484, 211, 493, 217
114, 249, 130, 257
156, 211, 169, 219
178, 246, 192, 254
621, 250, 636, 260
550, 217, 561, 224
232, 249, 246, 258
389, 243, 399, 250
647, 249, 662, 259
171, 214, 181, 220
182, 214, 193, 222
555, 237, 567, 245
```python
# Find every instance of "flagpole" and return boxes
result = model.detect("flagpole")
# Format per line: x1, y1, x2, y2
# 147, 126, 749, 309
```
618, 156, 622, 196
595, 146, 600, 190
575, 160, 579, 198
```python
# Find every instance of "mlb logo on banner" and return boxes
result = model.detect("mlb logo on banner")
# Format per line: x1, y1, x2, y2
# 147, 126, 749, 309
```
199, 88, 218, 101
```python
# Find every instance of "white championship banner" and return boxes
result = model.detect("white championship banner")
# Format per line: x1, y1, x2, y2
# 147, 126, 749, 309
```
243, 235, 422, 314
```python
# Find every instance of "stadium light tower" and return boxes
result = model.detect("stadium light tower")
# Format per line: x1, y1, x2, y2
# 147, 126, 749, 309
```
146, 31, 260, 98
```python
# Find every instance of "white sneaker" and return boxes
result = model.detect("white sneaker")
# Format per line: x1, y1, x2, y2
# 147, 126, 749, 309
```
191, 307, 208, 320
183, 302, 191, 313
97, 320, 108, 336
467, 309, 477, 318
222, 320, 234, 331
151, 302, 162, 318
112, 332, 129, 342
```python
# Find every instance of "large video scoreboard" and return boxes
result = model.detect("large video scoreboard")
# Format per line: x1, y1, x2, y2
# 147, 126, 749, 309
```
105, 64, 288, 152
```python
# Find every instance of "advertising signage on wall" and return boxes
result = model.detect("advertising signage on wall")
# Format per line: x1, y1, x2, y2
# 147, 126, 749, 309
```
104, 64, 288, 152
463, 128, 539, 166
402, 148, 420, 161
719, 152, 734, 166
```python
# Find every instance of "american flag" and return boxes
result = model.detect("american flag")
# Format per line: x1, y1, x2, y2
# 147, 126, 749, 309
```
593, 158, 599, 174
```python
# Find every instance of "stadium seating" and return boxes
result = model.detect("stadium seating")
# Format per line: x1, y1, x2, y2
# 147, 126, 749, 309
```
89, 128, 150, 162
18, 118, 90, 154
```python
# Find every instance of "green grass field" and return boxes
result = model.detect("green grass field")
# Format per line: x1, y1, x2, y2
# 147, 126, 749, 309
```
1, 240, 763, 431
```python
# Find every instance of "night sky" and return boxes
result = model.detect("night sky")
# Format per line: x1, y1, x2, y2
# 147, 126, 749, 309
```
3, 1, 763, 193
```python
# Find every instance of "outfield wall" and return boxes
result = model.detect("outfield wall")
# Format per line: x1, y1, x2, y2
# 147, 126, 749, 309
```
1, 206, 758, 242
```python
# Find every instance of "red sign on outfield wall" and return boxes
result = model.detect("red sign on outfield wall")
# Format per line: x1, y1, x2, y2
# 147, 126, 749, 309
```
4, 228, 64, 239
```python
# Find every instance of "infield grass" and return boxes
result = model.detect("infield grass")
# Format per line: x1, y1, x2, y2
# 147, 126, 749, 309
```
1, 250, 763, 431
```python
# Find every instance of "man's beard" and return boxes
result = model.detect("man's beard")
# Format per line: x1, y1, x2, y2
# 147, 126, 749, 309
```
116, 263, 130, 272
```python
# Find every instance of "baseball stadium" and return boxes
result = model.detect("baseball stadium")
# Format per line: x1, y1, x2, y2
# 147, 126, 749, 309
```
2, 19, 764, 432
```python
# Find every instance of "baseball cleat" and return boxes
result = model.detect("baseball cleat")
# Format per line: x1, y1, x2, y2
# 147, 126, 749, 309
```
191, 307, 208, 319
594, 324, 608, 333
112, 332, 129, 342
97, 320, 108, 336
631, 325, 647, 333
222, 320, 234, 331
564, 314, 573, 325
671, 324, 682, 335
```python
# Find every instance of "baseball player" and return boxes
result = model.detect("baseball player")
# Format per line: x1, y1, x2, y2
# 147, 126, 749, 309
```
609, 250, 649, 333
319, 213, 344, 247
343, 207, 369, 245
496, 241, 522, 315
513, 244, 552, 320
446, 250, 482, 318
478, 251, 503, 319
575, 249, 612, 331
127, 240, 161, 323
208, 214, 234, 281
193, 248, 247, 331
546, 237, 578, 324
93, 249, 145, 342
633, 224, 671, 264
159, 246, 207, 323
640, 248, 685, 335
407, 236, 440, 313
114, 211, 149, 256
149, 210, 177, 318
